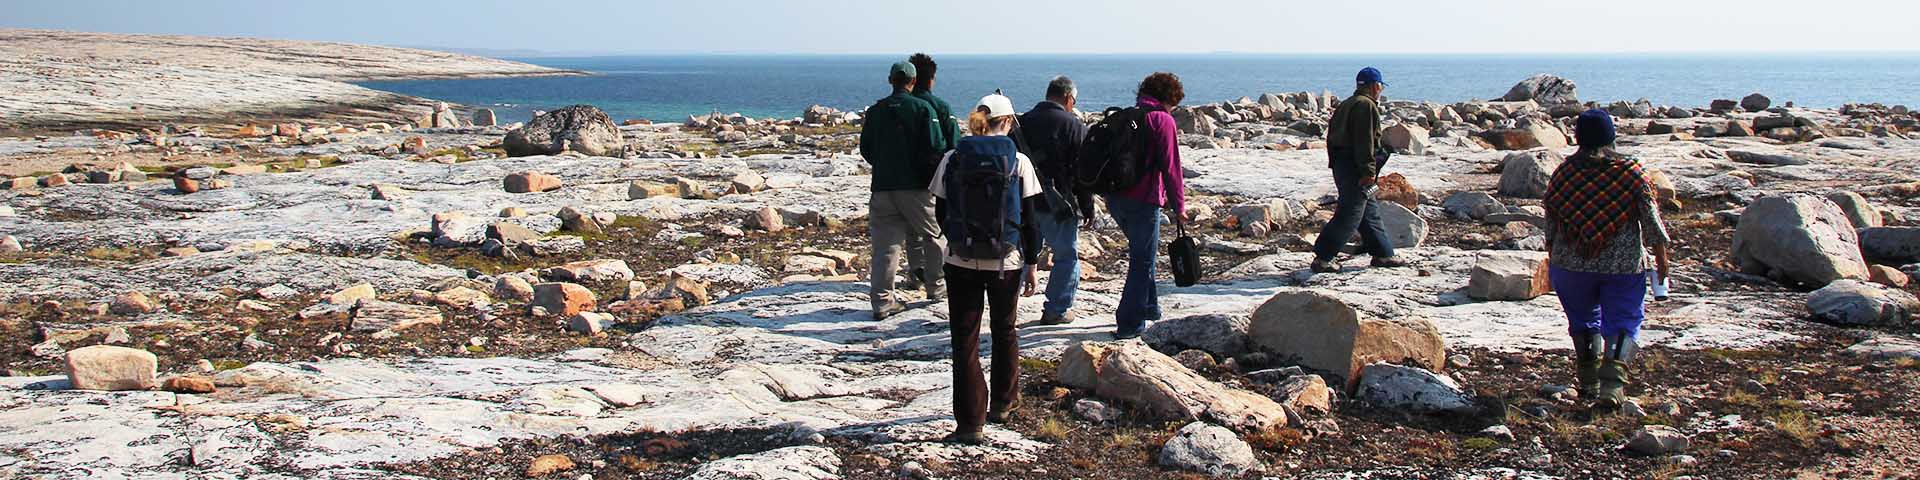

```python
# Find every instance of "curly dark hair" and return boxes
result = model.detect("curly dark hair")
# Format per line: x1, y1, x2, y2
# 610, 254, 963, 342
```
908, 53, 938, 91
1137, 72, 1185, 107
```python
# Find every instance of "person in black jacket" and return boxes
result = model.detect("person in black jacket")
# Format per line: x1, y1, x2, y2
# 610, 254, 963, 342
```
930, 93, 1043, 444
1014, 76, 1092, 325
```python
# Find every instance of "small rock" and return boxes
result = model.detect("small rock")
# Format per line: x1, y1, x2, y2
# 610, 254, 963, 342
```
526, 454, 576, 477
494, 276, 535, 302
1625, 425, 1692, 455
533, 283, 597, 317
1479, 425, 1515, 442
568, 312, 617, 335
503, 171, 563, 194
162, 376, 217, 394
327, 283, 375, 306
1072, 398, 1122, 424
109, 291, 158, 315
1158, 422, 1260, 476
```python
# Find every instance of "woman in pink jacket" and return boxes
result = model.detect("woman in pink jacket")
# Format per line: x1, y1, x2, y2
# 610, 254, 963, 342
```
1107, 72, 1186, 339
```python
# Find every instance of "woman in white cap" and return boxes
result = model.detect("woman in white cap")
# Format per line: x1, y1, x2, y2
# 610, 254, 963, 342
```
927, 93, 1043, 444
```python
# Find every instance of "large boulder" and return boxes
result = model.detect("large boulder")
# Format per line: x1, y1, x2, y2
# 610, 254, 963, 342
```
1377, 201, 1429, 249
1497, 150, 1564, 198
1482, 120, 1569, 151
1383, 124, 1429, 155
1807, 280, 1918, 326
1741, 93, 1772, 113
1356, 363, 1475, 414
65, 345, 158, 391
502, 105, 627, 157
1859, 227, 1920, 265
1249, 290, 1446, 390
1825, 192, 1882, 230
1158, 422, 1261, 476
1142, 314, 1252, 358
1501, 74, 1580, 106
1468, 251, 1552, 301
1732, 195, 1869, 287
1062, 341, 1289, 432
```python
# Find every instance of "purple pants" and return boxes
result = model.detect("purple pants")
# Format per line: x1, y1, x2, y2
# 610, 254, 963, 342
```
1548, 266, 1647, 338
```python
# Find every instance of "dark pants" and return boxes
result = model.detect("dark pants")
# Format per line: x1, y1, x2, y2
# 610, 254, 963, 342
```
944, 264, 1022, 433
1312, 150, 1396, 261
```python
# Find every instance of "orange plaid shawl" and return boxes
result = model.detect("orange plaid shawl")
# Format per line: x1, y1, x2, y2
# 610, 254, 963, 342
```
1544, 149, 1654, 258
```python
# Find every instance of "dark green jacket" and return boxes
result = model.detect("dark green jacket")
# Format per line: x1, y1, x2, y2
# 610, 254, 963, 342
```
860, 89, 942, 191
1326, 92, 1384, 178
911, 90, 962, 153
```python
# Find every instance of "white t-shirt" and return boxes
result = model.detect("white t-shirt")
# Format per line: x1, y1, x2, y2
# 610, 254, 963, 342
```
927, 147, 1043, 272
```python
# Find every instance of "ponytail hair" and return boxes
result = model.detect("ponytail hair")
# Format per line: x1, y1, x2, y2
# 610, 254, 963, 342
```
966, 106, 1015, 135
967, 106, 992, 136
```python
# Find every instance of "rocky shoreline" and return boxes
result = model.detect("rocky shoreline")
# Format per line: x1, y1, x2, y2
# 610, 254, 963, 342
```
0, 34, 1918, 480
0, 29, 581, 133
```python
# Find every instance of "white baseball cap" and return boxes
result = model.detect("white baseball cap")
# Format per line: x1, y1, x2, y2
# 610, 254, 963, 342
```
977, 94, 1016, 118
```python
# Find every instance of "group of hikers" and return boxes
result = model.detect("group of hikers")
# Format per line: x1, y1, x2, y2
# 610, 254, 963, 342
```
856, 54, 1671, 443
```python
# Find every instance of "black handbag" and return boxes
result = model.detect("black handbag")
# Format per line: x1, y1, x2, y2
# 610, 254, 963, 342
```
1168, 219, 1202, 287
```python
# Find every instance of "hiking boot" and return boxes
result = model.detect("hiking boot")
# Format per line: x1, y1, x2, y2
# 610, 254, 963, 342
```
925, 284, 947, 302
901, 267, 925, 291
1370, 256, 1410, 268
1112, 330, 1142, 341
1038, 310, 1075, 326
872, 300, 907, 321
942, 429, 985, 445
1573, 333, 1603, 400
1309, 258, 1342, 273
1593, 334, 1636, 409
987, 402, 1019, 424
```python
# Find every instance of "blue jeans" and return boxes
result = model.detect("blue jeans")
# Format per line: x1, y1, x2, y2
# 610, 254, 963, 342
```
1549, 266, 1647, 339
1311, 152, 1396, 261
1106, 194, 1162, 335
1036, 210, 1081, 317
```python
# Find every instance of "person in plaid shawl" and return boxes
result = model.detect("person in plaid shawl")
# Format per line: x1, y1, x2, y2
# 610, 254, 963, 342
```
1543, 109, 1672, 409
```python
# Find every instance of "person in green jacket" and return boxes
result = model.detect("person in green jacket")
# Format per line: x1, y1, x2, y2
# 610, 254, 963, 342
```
859, 61, 948, 320
1311, 67, 1410, 273
902, 53, 962, 293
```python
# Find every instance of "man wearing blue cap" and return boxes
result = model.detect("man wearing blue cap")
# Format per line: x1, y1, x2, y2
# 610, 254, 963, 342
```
1312, 67, 1409, 273
860, 61, 948, 320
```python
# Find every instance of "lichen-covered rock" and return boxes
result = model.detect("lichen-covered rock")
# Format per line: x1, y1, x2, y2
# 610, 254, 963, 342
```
502, 105, 626, 157
1066, 340, 1289, 432
1356, 363, 1475, 414
1501, 74, 1580, 106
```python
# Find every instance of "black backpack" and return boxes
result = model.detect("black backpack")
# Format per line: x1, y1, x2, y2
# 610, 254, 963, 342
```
941, 137, 1024, 261
1076, 107, 1156, 194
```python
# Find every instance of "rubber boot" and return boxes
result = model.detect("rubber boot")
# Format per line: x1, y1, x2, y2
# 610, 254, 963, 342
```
1594, 334, 1636, 409
1573, 333, 1603, 400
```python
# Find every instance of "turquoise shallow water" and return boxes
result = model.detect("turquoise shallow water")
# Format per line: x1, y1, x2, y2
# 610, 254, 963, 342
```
357, 53, 1920, 124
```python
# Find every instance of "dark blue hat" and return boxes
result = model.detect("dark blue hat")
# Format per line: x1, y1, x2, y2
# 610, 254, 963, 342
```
1357, 67, 1387, 87
1576, 109, 1617, 147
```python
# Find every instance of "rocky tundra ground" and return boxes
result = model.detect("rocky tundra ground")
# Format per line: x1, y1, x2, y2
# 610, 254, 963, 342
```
1, 36, 1919, 480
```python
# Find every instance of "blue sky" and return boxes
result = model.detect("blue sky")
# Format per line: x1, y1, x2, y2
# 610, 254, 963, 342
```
5, 0, 1917, 55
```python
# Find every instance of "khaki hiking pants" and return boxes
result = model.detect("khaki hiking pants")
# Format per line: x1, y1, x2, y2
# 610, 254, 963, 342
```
869, 190, 945, 308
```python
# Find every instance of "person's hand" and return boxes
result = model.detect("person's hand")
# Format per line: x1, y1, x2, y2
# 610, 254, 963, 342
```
1021, 266, 1039, 297
1360, 176, 1379, 187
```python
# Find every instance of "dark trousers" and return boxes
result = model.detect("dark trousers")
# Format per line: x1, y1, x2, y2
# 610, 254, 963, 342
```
944, 264, 1022, 432
1312, 150, 1396, 261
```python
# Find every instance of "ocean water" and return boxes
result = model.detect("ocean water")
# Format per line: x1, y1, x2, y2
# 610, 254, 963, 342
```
357, 53, 1920, 125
